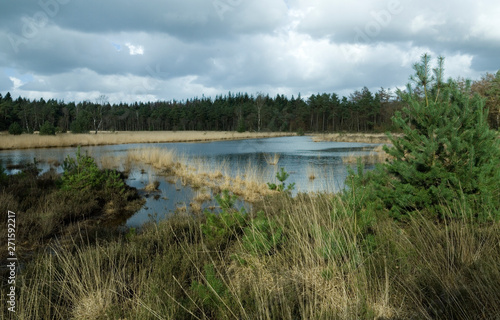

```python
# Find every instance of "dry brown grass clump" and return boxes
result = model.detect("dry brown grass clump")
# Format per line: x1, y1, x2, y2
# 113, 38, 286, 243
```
99, 155, 122, 170
144, 180, 160, 192
342, 145, 392, 164
189, 201, 202, 214
193, 189, 212, 203
264, 153, 280, 165
0, 131, 293, 150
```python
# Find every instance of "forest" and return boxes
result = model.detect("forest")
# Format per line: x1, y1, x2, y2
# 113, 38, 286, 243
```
1, 71, 499, 134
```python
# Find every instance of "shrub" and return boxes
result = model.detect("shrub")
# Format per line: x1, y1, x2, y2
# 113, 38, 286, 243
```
214, 189, 237, 210
39, 121, 56, 135
61, 147, 125, 194
8, 122, 23, 135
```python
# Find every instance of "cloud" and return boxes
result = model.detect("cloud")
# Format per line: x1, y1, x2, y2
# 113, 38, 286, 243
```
125, 43, 144, 55
0, 0, 498, 104
9, 77, 24, 90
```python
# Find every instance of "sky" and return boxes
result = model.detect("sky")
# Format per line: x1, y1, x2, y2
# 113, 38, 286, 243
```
1, 0, 499, 104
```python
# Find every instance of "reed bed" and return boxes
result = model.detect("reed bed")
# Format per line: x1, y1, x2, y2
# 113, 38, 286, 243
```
313, 133, 400, 144
0, 131, 292, 150
99, 155, 123, 170
127, 147, 176, 170
342, 145, 392, 164
126, 147, 277, 202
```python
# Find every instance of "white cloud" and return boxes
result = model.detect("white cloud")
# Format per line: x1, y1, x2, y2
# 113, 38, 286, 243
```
9, 76, 24, 90
445, 54, 477, 79
125, 42, 144, 55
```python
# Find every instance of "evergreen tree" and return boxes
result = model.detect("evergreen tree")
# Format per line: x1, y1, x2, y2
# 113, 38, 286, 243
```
348, 54, 500, 221
70, 116, 90, 133
39, 121, 56, 135
8, 122, 23, 135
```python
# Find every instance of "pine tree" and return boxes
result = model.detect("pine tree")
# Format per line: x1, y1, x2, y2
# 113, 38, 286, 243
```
348, 54, 500, 221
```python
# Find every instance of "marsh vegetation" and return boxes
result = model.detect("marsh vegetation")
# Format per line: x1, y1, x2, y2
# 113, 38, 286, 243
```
1, 55, 499, 319
0, 131, 292, 150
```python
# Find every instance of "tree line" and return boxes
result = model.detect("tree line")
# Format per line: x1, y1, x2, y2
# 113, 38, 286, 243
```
1, 72, 498, 134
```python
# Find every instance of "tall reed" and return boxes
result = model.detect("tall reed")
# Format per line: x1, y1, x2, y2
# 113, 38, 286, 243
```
126, 148, 276, 202
0, 131, 292, 150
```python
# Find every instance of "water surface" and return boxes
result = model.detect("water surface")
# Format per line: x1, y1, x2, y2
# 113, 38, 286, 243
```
1, 136, 380, 226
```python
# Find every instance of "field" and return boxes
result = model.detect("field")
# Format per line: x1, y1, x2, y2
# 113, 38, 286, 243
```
0, 131, 293, 150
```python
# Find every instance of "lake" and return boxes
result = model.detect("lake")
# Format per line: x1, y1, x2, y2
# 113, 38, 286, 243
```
0, 136, 380, 226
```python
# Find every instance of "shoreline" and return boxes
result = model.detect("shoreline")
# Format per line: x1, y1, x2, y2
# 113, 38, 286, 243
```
312, 132, 399, 144
0, 131, 404, 150
0, 131, 294, 150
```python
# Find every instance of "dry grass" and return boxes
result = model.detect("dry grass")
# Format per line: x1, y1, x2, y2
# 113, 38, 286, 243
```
342, 145, 392, 164
4, 190, 499, 319
184, 160, 276, 202
313, 133, 401, 144
0, 131, 293, 150
99, 155, 122, 170
127, 147, 176, 170
306, 163, 317, 181
189, 201, 203, 214
10, 239, 131, 320
193, 189, 212, 203
264, 153, 281, 165
144, 180, 160, 192
175, 193, 405, 319
126, 147, 277, 202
